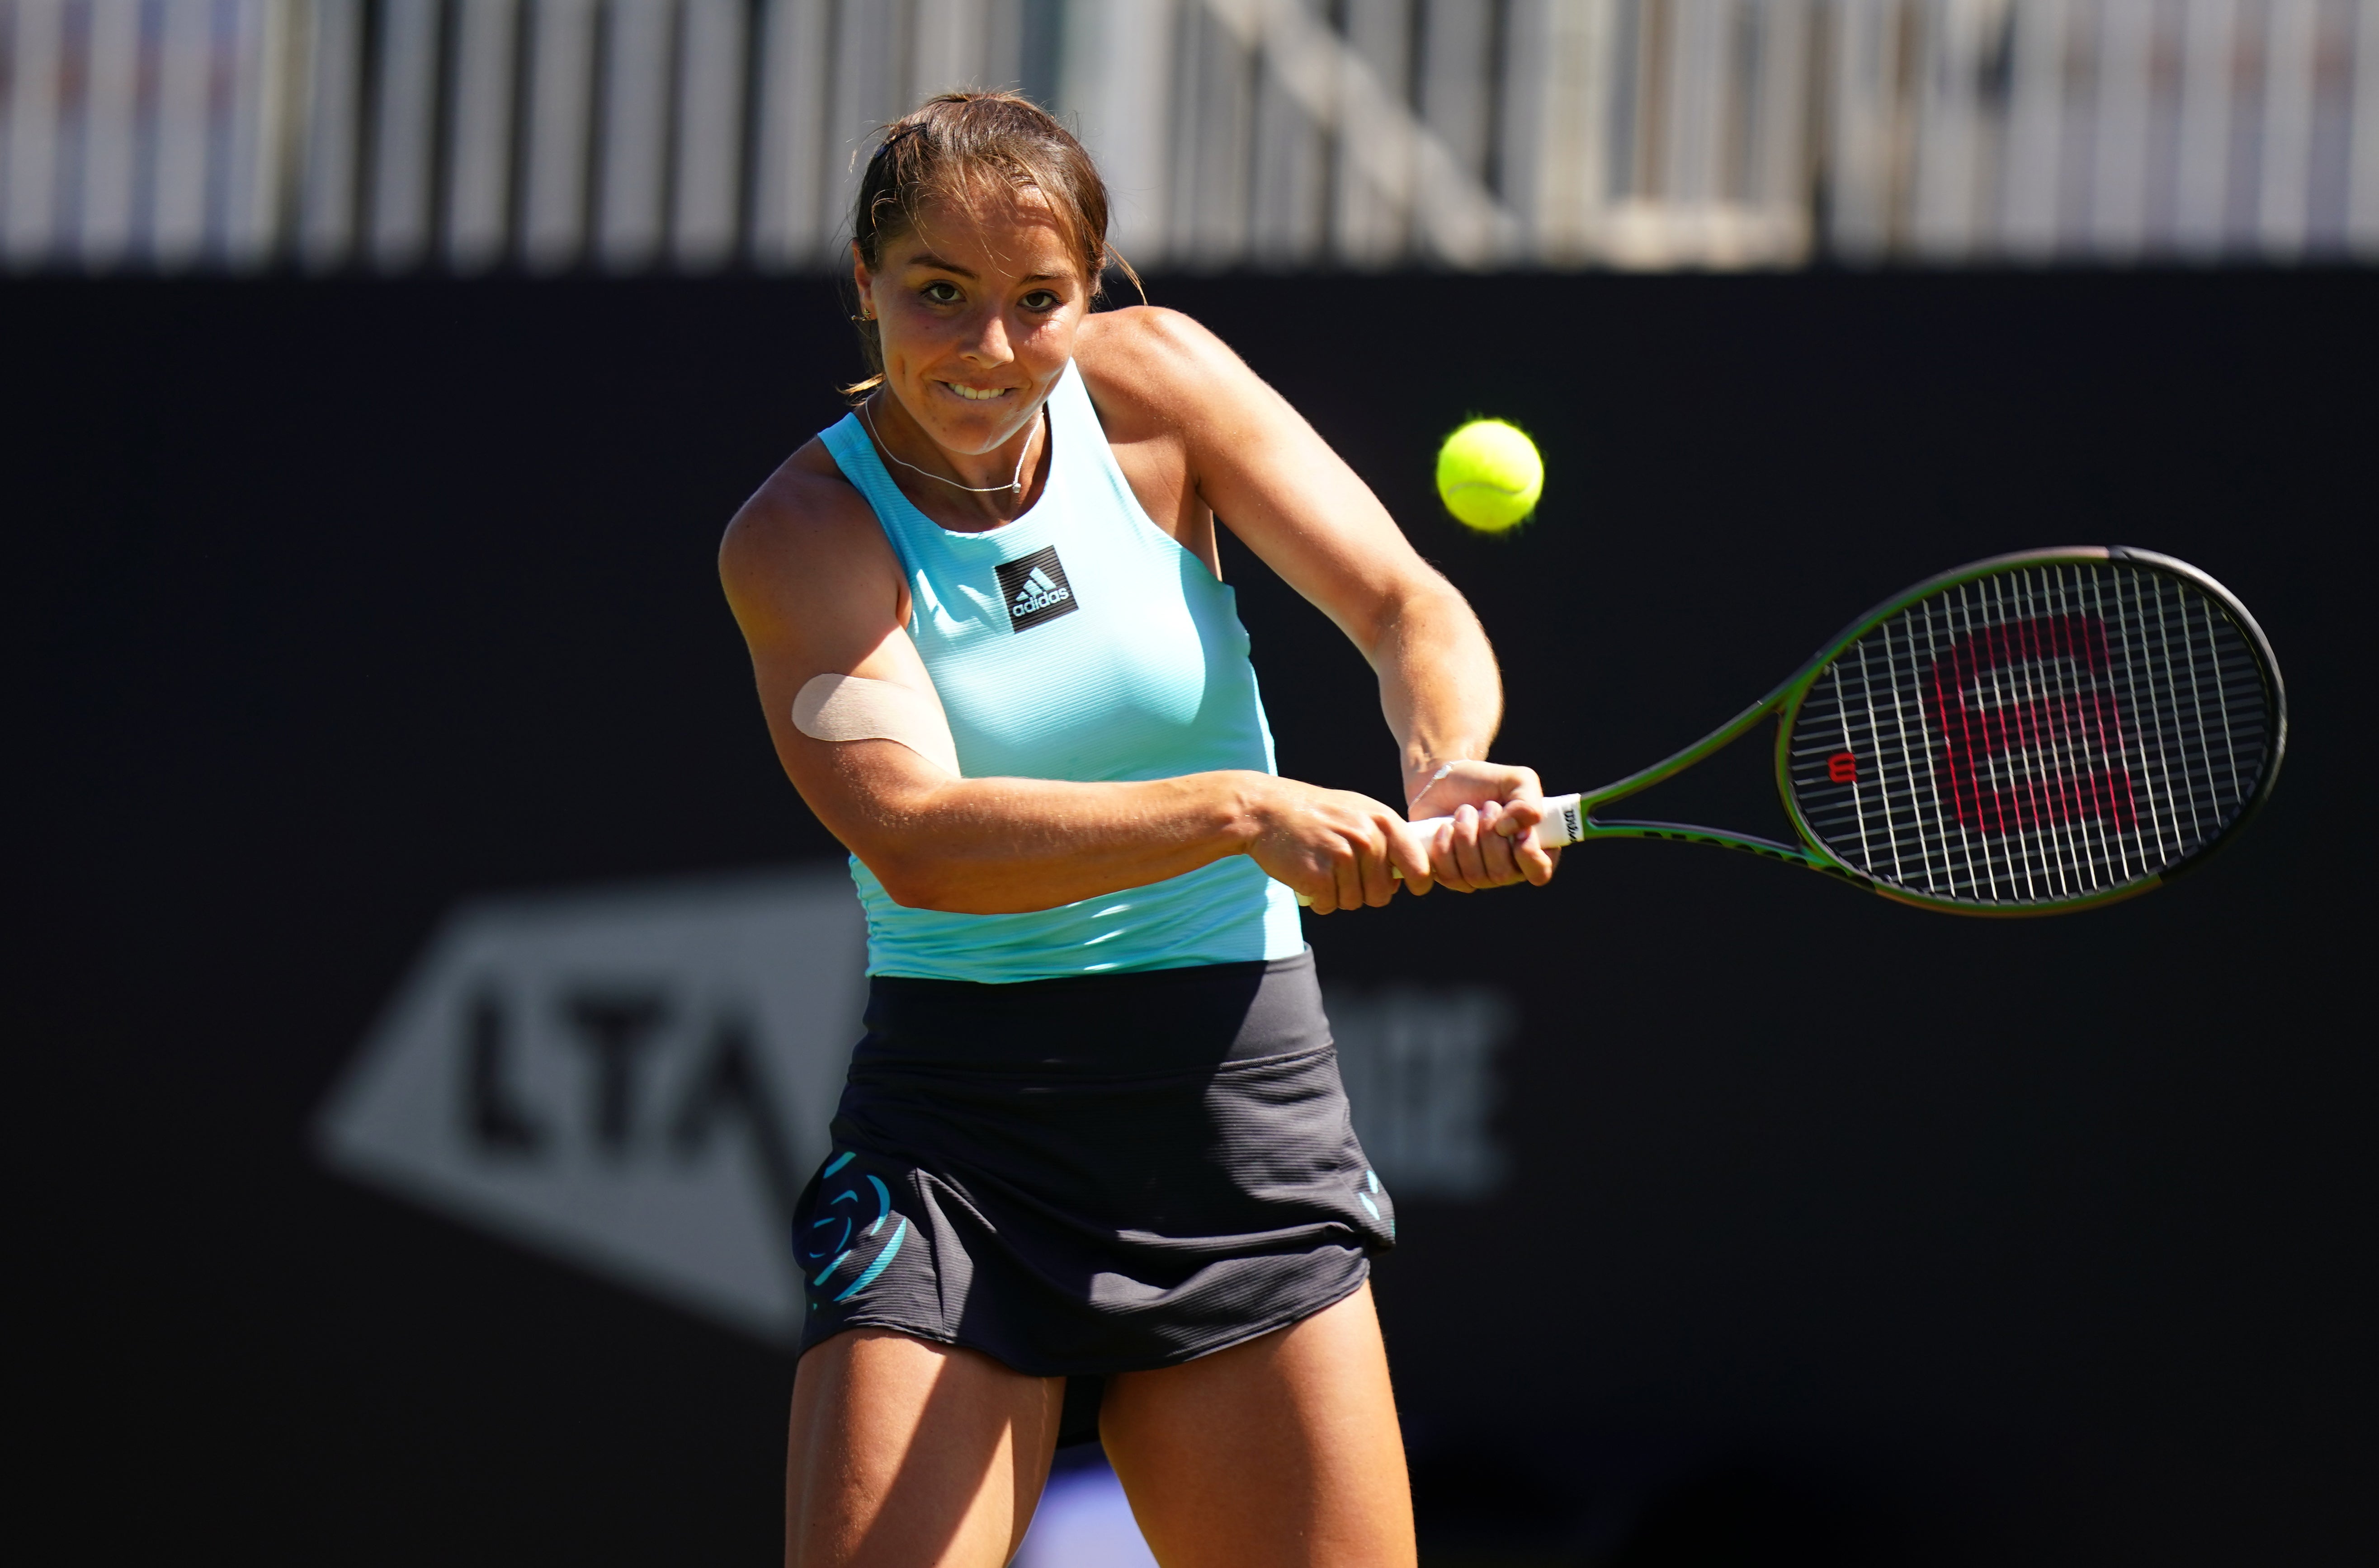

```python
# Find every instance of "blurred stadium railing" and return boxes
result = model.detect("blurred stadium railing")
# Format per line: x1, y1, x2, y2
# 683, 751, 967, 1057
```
2, 0, 2374, 274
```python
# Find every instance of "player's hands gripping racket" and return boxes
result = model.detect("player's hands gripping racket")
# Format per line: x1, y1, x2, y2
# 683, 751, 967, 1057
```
1300, 549, 2284, 917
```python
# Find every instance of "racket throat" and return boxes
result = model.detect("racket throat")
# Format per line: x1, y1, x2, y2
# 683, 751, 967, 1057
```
1574, 814, 1827, 869
1529, 795, 1833, 874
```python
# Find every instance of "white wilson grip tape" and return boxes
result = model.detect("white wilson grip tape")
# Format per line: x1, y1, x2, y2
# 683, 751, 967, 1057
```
1291, 793, 1584, 905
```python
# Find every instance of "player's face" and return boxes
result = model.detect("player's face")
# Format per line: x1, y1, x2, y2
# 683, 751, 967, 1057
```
854, 190, 1089, 458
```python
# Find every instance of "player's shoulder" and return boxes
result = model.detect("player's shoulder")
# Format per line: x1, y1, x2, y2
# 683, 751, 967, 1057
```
719, 435, 897, 615
1077, 302, 1232, 363
1076, 306, 1255, 423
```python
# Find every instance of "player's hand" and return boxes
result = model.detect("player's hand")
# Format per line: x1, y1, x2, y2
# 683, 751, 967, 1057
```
1403, 759, 1562, 893
1246, 779, 1435, 914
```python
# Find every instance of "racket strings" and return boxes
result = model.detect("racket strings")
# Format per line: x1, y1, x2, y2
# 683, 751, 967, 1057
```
1788, 561, 2272, 907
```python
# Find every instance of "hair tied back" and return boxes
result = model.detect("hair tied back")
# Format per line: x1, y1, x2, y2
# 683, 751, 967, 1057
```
841, 91, 1143, 399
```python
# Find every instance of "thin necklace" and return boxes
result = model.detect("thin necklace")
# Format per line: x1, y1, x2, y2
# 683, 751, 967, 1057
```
859, 396, 1042, 497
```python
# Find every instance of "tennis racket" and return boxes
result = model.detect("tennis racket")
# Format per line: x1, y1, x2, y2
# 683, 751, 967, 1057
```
1382, 547, 2285, 916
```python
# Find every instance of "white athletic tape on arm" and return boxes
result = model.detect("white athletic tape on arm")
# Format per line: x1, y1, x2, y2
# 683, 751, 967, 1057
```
792, 674, 961, 777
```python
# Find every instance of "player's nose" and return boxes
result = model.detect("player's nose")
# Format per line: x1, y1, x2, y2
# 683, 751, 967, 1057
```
960, 309, 1014, 364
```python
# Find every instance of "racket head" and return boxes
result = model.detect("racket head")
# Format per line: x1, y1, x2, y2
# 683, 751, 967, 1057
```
1776, 548, 2285, 915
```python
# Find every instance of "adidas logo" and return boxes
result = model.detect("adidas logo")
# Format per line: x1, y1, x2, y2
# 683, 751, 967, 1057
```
994, 546, 1081, 632
1011, 565, 1070, 616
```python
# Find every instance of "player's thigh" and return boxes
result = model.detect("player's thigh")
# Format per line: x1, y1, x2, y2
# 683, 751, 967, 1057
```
786, 1328, 1064, 1568
1099, 1283, 1416, 1568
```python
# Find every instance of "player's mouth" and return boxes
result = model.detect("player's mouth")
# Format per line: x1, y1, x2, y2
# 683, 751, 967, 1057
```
939, 382, 1015, 402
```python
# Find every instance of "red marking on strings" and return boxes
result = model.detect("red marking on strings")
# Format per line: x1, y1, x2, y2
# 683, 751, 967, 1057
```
1929, 613, 2137, 836
1827, 752, 1858, 783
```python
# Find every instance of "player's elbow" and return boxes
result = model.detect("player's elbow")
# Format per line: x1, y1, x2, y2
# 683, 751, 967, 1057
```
1360, 567, 1475, 658
869, 854, 1062, 916
858, 847, 944, 911
860, 849, 987, 914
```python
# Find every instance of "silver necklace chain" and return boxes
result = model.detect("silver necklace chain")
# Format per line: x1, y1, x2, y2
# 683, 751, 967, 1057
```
859, 396, 1041, 497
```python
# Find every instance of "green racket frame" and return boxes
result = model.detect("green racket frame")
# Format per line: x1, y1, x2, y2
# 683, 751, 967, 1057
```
1548, 546, 2288, 916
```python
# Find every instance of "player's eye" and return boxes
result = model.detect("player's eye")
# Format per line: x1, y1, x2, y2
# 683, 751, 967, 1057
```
1020, 289, 1059, 312
920, 280, 961, 304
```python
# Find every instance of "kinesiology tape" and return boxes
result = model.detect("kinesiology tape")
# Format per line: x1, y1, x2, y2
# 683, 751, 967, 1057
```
791, 674, 961, 776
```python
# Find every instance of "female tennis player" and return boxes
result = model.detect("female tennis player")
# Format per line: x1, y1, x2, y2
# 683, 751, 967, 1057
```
720, 92, 1558, 1568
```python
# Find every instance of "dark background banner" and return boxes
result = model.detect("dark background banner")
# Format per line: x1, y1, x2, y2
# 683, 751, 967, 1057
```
14, 272, 2374, 1565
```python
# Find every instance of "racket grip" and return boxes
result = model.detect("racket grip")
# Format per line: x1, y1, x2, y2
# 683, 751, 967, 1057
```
1401, 792, 1586, 852
1291, 793, 1585, 905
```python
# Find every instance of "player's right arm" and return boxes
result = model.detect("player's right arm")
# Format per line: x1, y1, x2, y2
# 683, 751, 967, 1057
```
717, 440, 1432, 915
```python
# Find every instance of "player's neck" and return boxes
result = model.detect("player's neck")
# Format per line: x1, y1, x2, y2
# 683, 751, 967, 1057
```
864, 391, 1048, 532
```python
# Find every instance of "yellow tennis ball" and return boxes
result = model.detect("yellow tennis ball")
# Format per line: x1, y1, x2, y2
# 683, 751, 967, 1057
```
1435, 419, 1544, 533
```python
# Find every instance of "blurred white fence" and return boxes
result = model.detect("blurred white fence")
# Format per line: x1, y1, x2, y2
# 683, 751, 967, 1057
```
2, 0, 2374, 273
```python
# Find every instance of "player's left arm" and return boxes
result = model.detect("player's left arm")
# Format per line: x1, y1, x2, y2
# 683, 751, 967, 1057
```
1077, 307, 1557, 892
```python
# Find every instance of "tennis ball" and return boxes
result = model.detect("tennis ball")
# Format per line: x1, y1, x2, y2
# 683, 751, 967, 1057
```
1435, 418, 1544, 533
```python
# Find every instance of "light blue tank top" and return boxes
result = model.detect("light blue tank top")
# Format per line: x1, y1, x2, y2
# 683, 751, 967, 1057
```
820, 360, 1305, 981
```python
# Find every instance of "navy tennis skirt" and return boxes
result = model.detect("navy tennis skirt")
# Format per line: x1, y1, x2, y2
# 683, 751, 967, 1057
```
790, 949, 1394, 1443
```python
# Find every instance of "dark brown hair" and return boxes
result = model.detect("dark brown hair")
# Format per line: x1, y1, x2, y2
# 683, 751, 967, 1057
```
844, 91, 1142, 395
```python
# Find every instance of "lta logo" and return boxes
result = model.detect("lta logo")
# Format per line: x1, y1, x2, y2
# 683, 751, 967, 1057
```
315, 866, 867, 1342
